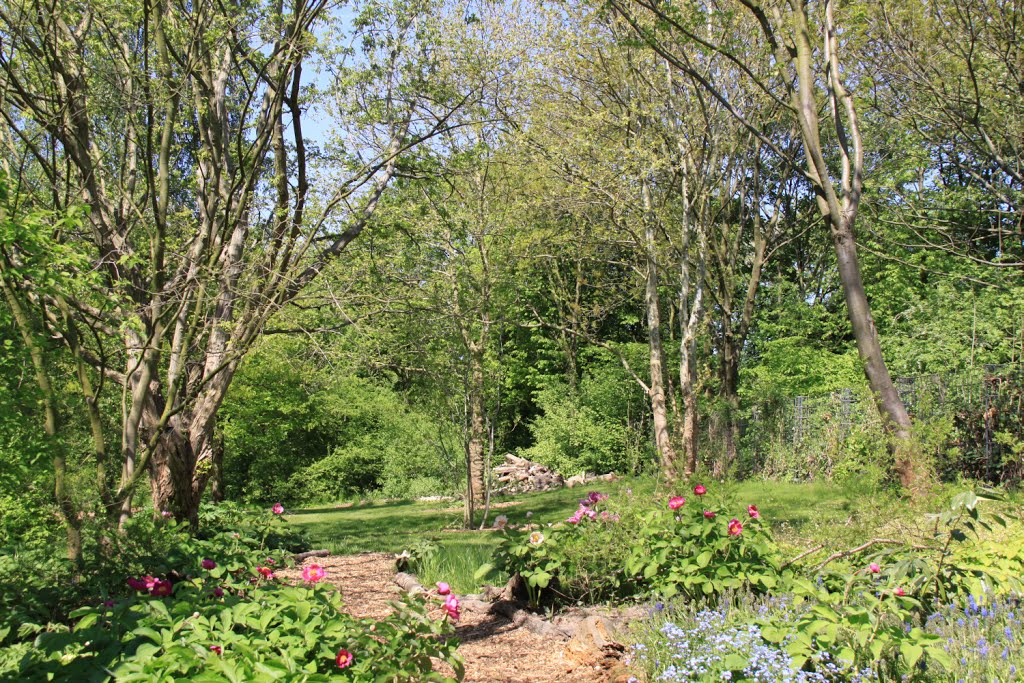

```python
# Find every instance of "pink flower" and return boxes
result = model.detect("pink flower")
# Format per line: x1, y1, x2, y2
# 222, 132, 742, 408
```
668, 496, 686, 510
443, 594, 461, 621
727, 518, 743, 536
436, 582, 451, 596
212, 587, 224, 598
694, 484, 707, 496
747, 504, 760, 519
271, 503, 284, 515
201, 558, 216, 570
209, 645, 222, 655
587, 491, 608, 504
868, 563, 881, 574
703, 510, 715, 520
143, 575, 157, 590
302, 564, 327, 583
266, 558, 276, 566
161, 510, 173, 519
257, 566, 274, 579
150, 579, 173, 597
894, 587, 906, 597
336, 648, 354, 669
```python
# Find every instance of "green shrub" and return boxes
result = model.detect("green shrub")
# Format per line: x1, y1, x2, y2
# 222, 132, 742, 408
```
482, 484, 785, 607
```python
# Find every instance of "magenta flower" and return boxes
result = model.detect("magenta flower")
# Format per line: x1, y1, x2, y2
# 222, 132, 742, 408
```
436, 581, 451, 596
443, 594, 461, 621
150, 579, 173, 597
869, 563, 881, 574
703, 510, 715, 520
212, 586, 225, 598
747, 504, 760, 519
694, 484, 707, 496
336, 648, 354, 669
895, 587, 906, 597
727, 518, 743, 536
103, 600, 115, 608
201, 558, 216, 570
127, 577, 147, 592
302, 564, 327, 583
257, 566, 274, 579
209, 645, 222, 655
271, 503, 285, 515
587, 491, 608, 504
668, 496, 686, 510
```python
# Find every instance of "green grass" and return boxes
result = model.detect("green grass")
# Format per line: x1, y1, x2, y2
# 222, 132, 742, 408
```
285, 475, 1018, 589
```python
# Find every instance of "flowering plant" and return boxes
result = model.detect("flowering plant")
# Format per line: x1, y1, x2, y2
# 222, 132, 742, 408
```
625, 488, 783, 600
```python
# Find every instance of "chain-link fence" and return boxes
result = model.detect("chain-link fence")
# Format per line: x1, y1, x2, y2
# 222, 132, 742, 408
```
745, 364, 1024, 483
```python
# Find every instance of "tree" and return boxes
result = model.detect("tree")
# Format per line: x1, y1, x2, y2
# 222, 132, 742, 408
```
0, 0, 488, 539
610, 0, 923, 488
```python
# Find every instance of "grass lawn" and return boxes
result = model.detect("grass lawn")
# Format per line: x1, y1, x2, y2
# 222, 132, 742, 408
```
285, 476, 1018, 592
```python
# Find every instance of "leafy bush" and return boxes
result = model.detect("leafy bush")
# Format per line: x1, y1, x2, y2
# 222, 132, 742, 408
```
0, 502, 309, 648
482, 484, 784, 607
626, 488, 1024, 682
523, 352, 651, 476
0, 505, 463, 682
222, 341, 455, 504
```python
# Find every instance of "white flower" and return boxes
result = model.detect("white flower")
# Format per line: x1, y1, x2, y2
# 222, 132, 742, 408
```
494, 514, 508, 529
529, 531, 545, 545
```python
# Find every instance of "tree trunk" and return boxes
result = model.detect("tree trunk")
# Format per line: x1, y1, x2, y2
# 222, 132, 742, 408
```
643, 180, 679, 476
209, 426, 225, 503
681, 343, 699, 476
831, 219, 917, 486
148, 421, 200, 528
465, 345, 487, 527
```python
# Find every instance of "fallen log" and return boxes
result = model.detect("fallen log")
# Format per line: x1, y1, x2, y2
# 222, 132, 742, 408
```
293, 549, 331, 562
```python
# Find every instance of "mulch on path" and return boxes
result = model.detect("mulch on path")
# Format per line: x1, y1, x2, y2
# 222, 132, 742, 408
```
280, 553, 620, 683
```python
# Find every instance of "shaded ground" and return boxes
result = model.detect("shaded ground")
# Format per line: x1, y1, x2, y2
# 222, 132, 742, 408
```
280, 553, 611, 683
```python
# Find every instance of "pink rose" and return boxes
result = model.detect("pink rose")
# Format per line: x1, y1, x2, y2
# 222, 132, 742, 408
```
703, 510, 715, 520
694, 484, 707, 496
747, 504, 760, 519
668, 496, 686, 510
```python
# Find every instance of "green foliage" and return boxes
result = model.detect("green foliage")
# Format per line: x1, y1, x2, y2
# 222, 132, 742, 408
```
482, 484, 785, 607
625, 494, 784, 600
0, 503, 309, 649
2, 533, 460, 682
522, 351, 651, 476
221, 337, 454, 504
626, 489, 1024, 682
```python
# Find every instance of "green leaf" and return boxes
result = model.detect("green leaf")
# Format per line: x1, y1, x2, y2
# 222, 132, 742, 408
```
900, 642, 923, 668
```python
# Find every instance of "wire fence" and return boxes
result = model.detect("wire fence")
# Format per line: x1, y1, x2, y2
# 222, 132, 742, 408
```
745, 364, 1024, 482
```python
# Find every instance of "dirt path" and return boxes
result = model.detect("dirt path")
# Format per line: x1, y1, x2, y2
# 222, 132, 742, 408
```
281, 553, 619, 683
